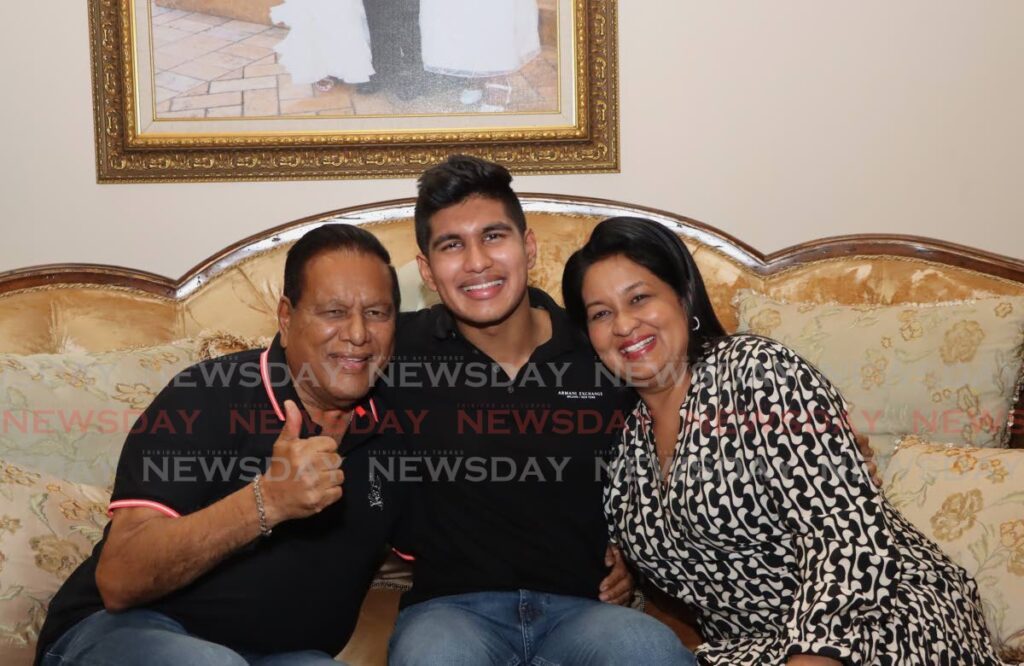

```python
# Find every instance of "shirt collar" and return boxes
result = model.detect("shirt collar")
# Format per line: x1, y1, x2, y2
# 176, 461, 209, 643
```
260, 334, 380, 446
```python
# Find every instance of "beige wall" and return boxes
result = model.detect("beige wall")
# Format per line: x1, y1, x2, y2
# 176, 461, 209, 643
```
1, 1, 1022, 277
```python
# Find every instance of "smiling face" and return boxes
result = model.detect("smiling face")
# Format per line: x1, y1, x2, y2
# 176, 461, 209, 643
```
417, 195, 537, 328
278, 250, 396, 411
581, 254, 690, 389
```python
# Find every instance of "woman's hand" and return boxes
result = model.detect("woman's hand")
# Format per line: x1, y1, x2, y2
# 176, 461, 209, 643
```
599, 543, 635, 605
852, 430, 882, 488
787, 656, 842, 666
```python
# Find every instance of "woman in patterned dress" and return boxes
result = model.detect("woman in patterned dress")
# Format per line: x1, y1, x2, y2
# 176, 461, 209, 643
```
561, 216, 1007, 665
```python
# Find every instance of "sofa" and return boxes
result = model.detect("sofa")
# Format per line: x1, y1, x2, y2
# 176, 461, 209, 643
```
1, 194, 1022, 664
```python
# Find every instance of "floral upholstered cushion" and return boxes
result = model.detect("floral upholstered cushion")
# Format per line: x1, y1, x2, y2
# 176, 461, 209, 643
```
194, 331, 270, 362
883, 437, 1024, 662
733, 293, 1024, 468
0, 341, 199, 488
0, 460, 109, 666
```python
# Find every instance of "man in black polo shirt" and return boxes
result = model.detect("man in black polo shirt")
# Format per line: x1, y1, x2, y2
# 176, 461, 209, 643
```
37, 225, 408, 665
384, 156, 696, 664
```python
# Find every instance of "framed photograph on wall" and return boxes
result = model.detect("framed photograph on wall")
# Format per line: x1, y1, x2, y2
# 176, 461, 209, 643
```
89, 0, 619, 182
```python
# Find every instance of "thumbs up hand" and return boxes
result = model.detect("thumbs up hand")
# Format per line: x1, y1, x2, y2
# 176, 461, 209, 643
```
260, 400, 345, 527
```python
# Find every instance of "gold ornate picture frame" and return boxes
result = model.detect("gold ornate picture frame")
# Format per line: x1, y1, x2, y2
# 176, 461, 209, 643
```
89, 0, 619, 183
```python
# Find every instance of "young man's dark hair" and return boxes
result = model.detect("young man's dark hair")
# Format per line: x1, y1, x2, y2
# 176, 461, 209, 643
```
414, 154, 528, 253
283, 223, 401, 311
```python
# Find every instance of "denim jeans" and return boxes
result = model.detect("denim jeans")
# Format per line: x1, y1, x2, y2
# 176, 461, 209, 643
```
40, 609, 345, 666
387, 590, 696, 666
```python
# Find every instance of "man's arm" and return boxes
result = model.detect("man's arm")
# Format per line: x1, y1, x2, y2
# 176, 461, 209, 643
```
95, 488, 261, 611
96, 399, 344, 611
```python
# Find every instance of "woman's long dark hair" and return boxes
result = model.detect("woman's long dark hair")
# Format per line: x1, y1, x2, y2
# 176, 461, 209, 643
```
562, 216, 726, 360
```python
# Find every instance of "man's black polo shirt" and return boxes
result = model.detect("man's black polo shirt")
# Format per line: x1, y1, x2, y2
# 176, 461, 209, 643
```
383, 288, 635, 607
36, 335, 407, 662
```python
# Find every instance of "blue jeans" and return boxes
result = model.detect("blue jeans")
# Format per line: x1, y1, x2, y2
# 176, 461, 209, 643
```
387, 590, 695, 666
40, 609, 345, 666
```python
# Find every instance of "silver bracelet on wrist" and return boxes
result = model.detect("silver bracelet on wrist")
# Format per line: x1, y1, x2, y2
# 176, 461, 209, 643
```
252, 474, 272, 537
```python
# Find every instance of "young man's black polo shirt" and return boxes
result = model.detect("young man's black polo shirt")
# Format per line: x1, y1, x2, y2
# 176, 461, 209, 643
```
383, 288, 636, 607
36, 335, 407, 662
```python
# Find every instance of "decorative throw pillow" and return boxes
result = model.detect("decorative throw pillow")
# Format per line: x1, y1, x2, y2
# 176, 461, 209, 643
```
0, 340, 199, 487
883, 437, 1024, 662
396, 259, 441, 312
733, 293, 1024, 467
0, 460, 109, 666
195, 331, 271, 361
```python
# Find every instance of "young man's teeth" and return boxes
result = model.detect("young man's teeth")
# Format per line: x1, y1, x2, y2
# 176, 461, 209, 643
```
623, 336, 654, 353
464, 280, 503, 292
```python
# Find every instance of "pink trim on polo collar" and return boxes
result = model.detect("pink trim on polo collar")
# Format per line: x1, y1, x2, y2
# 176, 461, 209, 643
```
260, 347, 376, 423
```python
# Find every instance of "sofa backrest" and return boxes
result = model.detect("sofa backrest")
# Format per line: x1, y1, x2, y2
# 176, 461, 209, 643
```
2, 194, 1023, 451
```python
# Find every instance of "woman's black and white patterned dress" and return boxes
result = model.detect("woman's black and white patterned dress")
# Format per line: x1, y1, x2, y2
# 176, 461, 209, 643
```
606, 334, 1006, 665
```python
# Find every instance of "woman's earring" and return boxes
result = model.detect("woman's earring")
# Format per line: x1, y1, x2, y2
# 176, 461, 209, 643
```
692, 316, 701, 332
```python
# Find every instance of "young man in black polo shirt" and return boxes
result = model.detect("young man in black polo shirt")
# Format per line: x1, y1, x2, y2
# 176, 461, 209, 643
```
384, 156, 696, 665
37, 225, 408, 666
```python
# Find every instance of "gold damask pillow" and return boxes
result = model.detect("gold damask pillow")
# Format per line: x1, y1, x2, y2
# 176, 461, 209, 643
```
396, 259, 441, 312
194, 331, 271, 361
0, 340, 199, 488
0, 460, 109, 666
734, 293, 1024, 465
883, 437, 1024, 662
